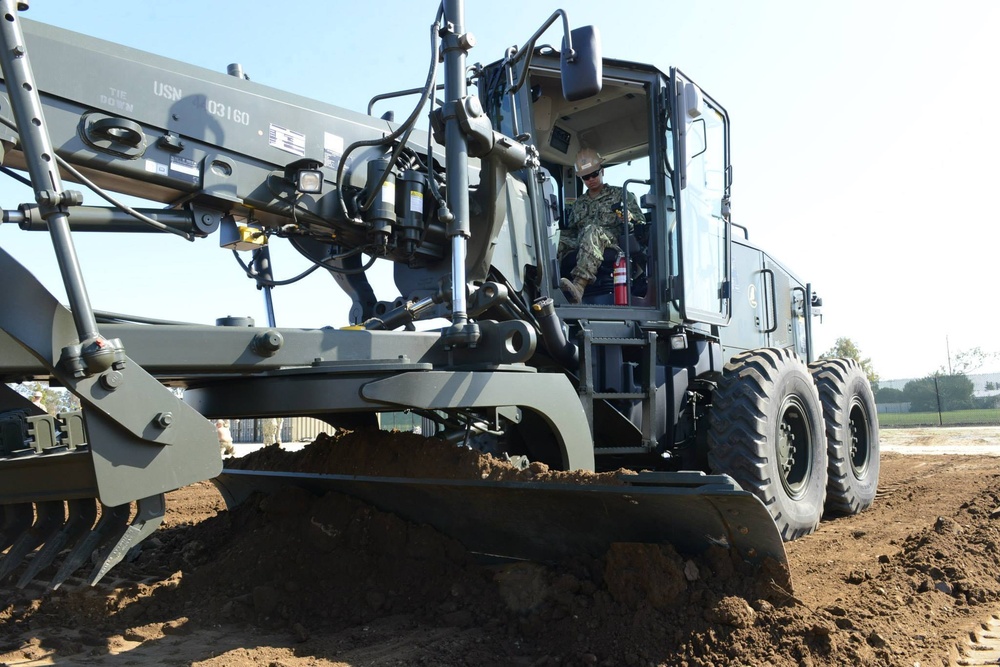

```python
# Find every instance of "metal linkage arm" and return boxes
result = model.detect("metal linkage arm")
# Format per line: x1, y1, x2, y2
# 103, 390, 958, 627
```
0, 2, 124, 377
0, 3, 92, 339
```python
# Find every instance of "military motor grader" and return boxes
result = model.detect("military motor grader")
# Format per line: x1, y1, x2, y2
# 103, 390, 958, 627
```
0, 1, 878, 588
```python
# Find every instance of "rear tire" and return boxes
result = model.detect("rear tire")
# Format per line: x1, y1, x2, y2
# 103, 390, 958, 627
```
809, 358, 880, 516
707, 348, 828, 541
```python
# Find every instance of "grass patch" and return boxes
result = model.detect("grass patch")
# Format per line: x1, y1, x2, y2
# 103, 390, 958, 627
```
879, 409, 1000, 428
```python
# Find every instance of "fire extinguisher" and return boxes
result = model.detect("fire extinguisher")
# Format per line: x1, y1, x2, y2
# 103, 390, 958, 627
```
613, 252, 628, 305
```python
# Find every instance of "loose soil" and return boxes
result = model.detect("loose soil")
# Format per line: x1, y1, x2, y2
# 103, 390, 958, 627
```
2, 427, 1000, 666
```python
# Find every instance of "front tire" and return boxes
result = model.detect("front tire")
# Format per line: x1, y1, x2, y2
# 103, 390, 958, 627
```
708, 348, 828, 541
809, 358, 880, 516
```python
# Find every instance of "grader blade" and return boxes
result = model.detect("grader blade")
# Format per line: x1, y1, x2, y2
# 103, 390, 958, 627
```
214, 469, 790, 586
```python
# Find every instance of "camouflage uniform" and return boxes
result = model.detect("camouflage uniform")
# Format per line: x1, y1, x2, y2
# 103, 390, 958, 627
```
216, 420, 235, 456
262, 417, 284, 446
559, 184, 644, 282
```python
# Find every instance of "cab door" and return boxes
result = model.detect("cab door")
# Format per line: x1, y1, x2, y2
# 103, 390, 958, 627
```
670, 69, 731, 326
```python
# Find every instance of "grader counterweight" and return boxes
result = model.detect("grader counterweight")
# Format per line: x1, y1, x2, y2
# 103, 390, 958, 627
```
0, 1, 878, 590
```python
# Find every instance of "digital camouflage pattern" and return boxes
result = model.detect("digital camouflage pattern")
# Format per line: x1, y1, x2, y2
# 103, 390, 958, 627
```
262, 417, 284, 446
559, 184, 645, 282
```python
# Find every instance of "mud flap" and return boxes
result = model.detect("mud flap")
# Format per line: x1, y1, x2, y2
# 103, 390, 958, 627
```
213, 469, 790, 588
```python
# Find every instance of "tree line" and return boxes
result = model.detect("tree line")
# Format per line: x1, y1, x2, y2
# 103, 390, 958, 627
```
823, 339, 997, 414
875, 375, 980, 412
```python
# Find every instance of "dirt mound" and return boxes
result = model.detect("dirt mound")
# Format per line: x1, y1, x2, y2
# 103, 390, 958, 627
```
228, 427, 632, 484
4, 430, 1000, 665
164, 430, 790, 662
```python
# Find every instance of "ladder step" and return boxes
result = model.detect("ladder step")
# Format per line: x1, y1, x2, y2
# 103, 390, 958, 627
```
590, 337, 647, 346
594, 446, 655, 455
593, 392, 647, 400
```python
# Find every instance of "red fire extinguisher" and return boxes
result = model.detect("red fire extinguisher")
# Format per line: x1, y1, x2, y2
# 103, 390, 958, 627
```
613, 252, 628, 305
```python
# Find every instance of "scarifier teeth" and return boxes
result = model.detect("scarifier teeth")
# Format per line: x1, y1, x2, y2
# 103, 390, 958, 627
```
49, 501, 130, 590
16, 498, 97, 588
0, 502, 33, 552
88, 493, 165, 586
0, 494, 167, 590
0, 500, 65, 582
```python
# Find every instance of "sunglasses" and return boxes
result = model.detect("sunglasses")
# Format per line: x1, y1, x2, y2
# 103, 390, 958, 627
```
581, 170, 602, 181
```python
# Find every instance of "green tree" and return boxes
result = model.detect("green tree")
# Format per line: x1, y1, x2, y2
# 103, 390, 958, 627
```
903, 372, 974, 412
821, 337, 879, 389
902, 377, 936, 412
5, 382, 80, 414
49, 387, 81, 413
874, 387, 904, 404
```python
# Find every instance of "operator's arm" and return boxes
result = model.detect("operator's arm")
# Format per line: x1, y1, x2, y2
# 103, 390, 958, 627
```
626, 192, 645, 226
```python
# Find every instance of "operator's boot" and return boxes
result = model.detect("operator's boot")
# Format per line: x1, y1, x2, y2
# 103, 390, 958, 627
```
559, 276, 590, 304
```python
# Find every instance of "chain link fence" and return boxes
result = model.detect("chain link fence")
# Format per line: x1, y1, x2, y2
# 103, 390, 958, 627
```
876, 371, 1000, 428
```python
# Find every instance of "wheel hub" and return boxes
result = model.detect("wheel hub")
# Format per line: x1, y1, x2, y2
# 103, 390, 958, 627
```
777, 400, 812, 499
848, 400, 871, 478
778, 422, 796, 476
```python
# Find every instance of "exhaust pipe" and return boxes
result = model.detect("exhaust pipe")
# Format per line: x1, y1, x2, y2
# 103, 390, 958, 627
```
532, 297, 578, 369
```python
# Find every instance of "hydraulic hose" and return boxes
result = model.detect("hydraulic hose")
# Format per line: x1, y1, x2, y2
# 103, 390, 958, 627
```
334, 15, 442, 222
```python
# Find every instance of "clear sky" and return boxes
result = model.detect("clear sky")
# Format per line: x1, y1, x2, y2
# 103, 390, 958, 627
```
1, 1, 997, 381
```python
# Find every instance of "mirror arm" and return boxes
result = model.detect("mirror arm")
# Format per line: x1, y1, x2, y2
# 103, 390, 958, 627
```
506, 9, 573, 96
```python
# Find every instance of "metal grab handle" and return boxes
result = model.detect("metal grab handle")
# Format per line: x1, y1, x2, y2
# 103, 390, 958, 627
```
792, 285, 811, 360
761, 268, 778, 334
620, 178, 651, 308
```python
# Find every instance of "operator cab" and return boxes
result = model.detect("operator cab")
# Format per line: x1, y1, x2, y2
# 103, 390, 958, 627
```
481, 50, 732, 327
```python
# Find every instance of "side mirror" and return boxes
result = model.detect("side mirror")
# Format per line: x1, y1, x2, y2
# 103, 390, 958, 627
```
561, 26, 602, 102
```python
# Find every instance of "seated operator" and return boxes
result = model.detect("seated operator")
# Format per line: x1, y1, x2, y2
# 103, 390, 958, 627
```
558, 148, 645, 303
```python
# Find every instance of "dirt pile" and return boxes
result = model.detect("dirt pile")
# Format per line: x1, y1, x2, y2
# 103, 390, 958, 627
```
2, 429, 1000, 666
228, 427, 632, 485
